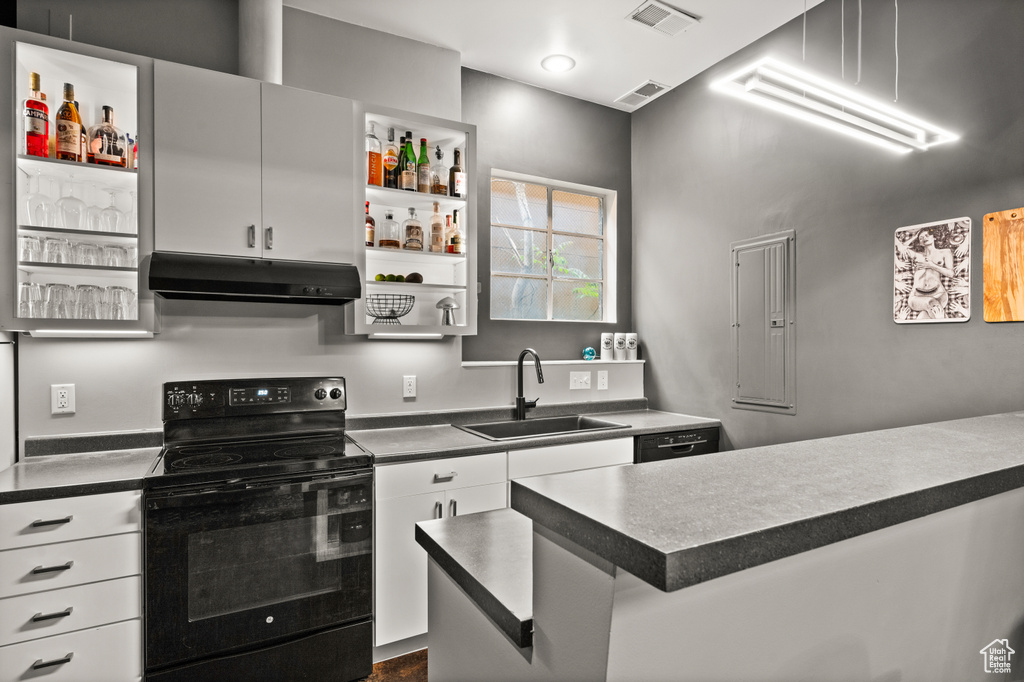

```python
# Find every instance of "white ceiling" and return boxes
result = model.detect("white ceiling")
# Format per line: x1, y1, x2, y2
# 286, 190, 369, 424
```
286, 0, 826, 111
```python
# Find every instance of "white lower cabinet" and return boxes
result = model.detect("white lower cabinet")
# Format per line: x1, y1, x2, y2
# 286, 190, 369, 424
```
508, 437, 634, 481
0, 490, 142, 682
374, 452, 506, 647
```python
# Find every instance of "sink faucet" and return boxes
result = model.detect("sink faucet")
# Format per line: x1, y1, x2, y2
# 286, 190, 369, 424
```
515, 348, 544, 420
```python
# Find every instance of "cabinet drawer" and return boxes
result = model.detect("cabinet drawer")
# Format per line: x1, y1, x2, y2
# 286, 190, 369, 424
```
375, 452, 506, 500
0, 618, 142, 682
0, 491, 141, 551
0, 533, 140, 598
0, 575, 141, 646
508, 437, 633, 480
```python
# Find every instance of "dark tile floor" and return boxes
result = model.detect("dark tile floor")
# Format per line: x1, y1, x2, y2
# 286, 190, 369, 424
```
366, 648, 427, 682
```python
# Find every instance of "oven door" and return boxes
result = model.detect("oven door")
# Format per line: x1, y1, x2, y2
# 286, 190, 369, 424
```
144, 469, 372, 671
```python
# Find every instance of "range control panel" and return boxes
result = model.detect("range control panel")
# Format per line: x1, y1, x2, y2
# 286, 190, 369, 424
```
163, 377, 346, 420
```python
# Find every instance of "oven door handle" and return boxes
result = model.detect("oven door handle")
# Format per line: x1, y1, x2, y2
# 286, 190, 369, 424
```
146, 469, 371, 506
242, 470, 370, 490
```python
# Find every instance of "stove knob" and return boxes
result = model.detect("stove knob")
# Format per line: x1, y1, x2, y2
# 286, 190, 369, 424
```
314, 388, 328, 401
166, 393, 185, 409
329, 388, 343, 400
186, 392, 204, 408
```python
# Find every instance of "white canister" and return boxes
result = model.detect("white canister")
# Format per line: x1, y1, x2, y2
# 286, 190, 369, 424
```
613, 333, 627, 361
601, 332, 614, 361
626, 333, 638, 361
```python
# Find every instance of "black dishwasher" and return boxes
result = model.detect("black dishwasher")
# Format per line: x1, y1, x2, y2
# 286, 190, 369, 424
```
635, 427, 720, 463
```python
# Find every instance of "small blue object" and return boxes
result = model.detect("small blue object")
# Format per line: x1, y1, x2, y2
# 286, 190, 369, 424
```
582, 346, 596, 360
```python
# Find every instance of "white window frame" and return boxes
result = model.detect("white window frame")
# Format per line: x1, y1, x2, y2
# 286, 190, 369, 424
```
489, 169, 617, 323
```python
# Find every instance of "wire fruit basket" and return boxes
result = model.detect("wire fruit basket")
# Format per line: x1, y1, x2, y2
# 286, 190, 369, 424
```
366, 294, 415, 325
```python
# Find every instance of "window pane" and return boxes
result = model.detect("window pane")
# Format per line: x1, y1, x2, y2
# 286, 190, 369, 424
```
491, 276, 548, 320
553, 191, 602, 236
551, 235, 603, 280
491, 226, 548, 276
553, 280, 603, 321
491, 179, 547, 229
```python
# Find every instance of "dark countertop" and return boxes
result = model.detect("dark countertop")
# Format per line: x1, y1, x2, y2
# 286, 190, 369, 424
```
416, 508, 533, 648
351, 409, 720, 464
511, 412, 1024, 592
0, 448, 160, 504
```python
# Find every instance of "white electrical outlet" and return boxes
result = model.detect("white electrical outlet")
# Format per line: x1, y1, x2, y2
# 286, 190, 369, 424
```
597, 371, 609, 390
569, 371, 592, 390
403, 375, 417, 398
51, 384, 76, 414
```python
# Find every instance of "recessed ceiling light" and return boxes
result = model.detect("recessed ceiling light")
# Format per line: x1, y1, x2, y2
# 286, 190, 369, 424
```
541, 55, 576, 73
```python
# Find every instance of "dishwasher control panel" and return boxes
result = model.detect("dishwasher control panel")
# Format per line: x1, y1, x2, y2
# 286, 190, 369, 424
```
635, 426, 720, 463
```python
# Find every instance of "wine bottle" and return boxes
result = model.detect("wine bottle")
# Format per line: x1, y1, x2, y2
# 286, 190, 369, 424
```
400, 131, 417, 191
366, 122, 382, 186
383, 127, 399, 189
365, 201, 375, 247
448, 147, 466, 198
417, 138, 431, 193
55, 83, 83, 162
23, 72, 49, 158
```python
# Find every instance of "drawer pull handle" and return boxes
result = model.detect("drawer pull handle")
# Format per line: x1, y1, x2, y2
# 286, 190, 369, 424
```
657, 439, 708, 449
31, 606, 73, 622
450, 499, 458, 517
247, 224, 257, 248
31, 515, 73, 527
32, 561, 74, 575
433, 472, 457, 483
434, 501, 443, 519
32, 653, 74, 670
265, 226, 274, 250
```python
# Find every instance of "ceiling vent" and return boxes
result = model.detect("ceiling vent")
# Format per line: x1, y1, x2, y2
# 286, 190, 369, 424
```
614, 80, 669, 108
625, 1, 700, 37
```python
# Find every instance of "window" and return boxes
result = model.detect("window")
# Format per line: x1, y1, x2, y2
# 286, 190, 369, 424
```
489, 172, 615, 322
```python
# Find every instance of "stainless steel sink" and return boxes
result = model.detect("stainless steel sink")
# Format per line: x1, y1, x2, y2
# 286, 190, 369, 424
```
455, 415, 628, 441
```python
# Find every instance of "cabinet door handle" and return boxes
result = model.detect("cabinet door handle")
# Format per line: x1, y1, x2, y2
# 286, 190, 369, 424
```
247, 224, 257, 248
31, 606, 73, 622
31, 561, 74, 575
449, 499, 458, 517
31, 515, 73, 527
433, 472, 457, 483
265, 226, 274, 250
434, 501, 443, 519
32, 653, 74, 670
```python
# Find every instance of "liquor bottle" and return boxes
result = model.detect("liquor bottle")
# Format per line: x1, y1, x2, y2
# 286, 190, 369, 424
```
445, 214, 456, 253
448, 147, 466, 198
378, 210, 401, 249
133, 135, 138, 170
55, 83, 83, 162
416, 138, 431, 193
396, 135, 407, 188
23, 72, 49, 158
449, 208, 464, 254
383, 127, 399, 189
402, 207, 423, 250
87, 105, 128, 167
366, 122, 382, 186
429, 202, 444, 252
400, 132, 417, 191
75, 101, 87, 160
365, 201, 375, 247
430, 146, 448, 195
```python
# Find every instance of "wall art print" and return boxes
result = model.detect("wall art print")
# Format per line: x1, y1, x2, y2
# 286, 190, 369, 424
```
893, 217, 971, 323
983, 206, 1024, 322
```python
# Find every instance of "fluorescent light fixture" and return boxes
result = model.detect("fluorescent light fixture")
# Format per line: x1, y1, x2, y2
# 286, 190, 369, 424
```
29, 330, 155, 338
369, 332, 444, 340
710, 57, 959, 154
541, 54, 576, 73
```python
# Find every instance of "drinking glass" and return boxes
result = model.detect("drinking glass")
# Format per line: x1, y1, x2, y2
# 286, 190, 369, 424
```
73, 242, 102, 266
42, 237, 72, 264
24, 169, 57, 227
75, 284, 105, 320
100, 188, 125, 233
18, 282, 45, 318
18, 235, 42, 263
126, 190, 138, 235
57, 177, 87, 231
102, 244, 129, 268
105, 285, 134, 320
44, 283, 75, 319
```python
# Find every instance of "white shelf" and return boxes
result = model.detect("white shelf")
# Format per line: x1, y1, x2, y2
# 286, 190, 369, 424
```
366, 185, 466, 214
366, 281, 466, 294
365, 247, 465, 264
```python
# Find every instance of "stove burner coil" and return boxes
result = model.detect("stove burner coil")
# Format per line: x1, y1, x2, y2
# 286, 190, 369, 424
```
274, 444, 339, 459
170, 452, 244, 469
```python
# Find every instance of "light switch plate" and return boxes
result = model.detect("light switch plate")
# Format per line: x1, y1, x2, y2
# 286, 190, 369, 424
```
569, 371, 591, 390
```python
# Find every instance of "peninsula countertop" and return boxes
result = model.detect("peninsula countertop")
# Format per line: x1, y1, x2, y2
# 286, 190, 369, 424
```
511, 411, 1024, 592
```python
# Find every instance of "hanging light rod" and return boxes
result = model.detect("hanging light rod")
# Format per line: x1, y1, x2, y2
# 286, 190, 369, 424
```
710, 57, 959, 154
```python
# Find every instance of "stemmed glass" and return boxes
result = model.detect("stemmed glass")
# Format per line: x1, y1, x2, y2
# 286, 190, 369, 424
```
24, 169, 57, 227
100, 188, 125, 234
57, 176, 86, 231
126, 190, 138, 235
86, 183, 105, 232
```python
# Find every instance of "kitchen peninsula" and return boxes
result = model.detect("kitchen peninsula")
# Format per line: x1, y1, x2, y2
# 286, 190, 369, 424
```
418, 412, 1024, 682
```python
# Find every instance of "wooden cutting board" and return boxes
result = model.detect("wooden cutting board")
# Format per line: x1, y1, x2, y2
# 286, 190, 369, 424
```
983, 206, 1024, 322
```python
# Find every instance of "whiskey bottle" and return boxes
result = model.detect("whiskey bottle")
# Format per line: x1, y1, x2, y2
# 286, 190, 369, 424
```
383, 127, 399, 189
402, 207, 423, 250
429, 202, 444, 252
55, 83, 83, 162
23, 72, 49, 158
365, 201, 376, 247
448, 147, 466, 198
400, 131, 417, 191
378, 210, 401, 249
366, 122, 382, 186
416, 138, 431, 193
430, 146, 448, 195
87, 105, 127, 167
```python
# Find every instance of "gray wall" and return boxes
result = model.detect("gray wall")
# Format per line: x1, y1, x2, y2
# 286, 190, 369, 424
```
461, 69, 633, 362
631, 0, 1024, 450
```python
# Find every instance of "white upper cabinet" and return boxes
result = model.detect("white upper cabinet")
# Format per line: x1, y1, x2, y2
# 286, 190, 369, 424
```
153, 61, 355, 265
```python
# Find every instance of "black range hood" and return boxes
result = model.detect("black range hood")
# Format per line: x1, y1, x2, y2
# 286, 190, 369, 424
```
149, 252, 361, 305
